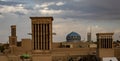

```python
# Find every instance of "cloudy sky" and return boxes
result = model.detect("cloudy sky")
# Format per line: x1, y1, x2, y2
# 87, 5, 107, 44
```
0, 0, 120, 43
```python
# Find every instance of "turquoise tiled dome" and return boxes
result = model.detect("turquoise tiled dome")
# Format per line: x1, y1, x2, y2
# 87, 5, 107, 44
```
66, 32, 81, 42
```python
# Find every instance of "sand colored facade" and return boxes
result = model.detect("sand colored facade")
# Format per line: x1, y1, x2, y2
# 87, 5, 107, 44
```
96, 33, 114, 58
30, 17, 53, 61
21, 39, 32, 53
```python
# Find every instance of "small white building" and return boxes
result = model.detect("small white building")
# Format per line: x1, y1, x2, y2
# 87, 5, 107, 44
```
102, 57, 118, 61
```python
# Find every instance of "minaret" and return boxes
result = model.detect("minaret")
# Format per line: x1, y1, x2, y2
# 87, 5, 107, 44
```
9, 25, 17, 47
87, 27, 92, 42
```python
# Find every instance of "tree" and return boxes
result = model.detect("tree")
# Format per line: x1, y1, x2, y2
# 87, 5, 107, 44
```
68, 57, 73, 61
79, 55, 99, 61
0, 46, 5, 52
116, 40, 120, 43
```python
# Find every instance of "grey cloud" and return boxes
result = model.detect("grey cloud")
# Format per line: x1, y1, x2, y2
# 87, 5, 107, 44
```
23, 5, 34, 10
1, 0, 120, 20
36, 0, 120, 20
0, 0, 120, 43
14, 12, 26, 16
0, 12, 2, 15
0, 1, 25, 6
0, 0, 34, 10
34, 0, 64, 3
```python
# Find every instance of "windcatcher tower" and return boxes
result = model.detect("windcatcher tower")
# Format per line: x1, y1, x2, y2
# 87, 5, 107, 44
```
30, 17, 53, 53
96, 33, 114, 58
30, 17, 53, 61
9, 25, 17, 54
9, 25, 17, 47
